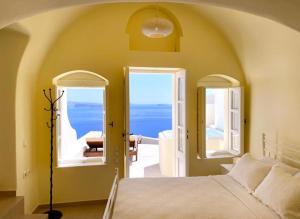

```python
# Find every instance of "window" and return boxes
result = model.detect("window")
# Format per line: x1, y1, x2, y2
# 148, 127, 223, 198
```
205, 88, 227, 155
53, 71, 108, 167
197, 76, 243, 158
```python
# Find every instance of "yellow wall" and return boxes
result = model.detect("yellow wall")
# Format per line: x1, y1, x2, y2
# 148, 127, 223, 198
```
34, 3, 244, 207
14, 6, 93, 213
0, 29, 28, 191
195, 5, 300, 159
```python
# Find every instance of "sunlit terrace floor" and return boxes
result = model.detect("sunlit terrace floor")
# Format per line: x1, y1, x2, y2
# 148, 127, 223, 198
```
129, 144, 164, 178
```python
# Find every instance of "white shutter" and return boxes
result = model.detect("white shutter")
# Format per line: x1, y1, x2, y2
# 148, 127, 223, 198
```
175, 69, 187, 177
228, 87, 244, 155
197, 87, 206, 158
124, 67, 130, 177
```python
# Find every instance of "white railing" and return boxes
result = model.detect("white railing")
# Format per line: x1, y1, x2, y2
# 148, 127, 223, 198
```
103, 168, 119, 219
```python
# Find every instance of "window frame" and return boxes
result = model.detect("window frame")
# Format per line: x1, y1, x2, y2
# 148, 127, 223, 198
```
197, 76, 244, 159
53, 71, 109, 168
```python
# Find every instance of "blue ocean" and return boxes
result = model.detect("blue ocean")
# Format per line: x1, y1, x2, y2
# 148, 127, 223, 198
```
67, 102, 172, 139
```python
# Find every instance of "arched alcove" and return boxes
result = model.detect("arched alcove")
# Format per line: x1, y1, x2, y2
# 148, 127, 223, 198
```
12, 3, 246, 212
126, 5, 183, 52
53, 70, 109, 87
197, 74, 240, 88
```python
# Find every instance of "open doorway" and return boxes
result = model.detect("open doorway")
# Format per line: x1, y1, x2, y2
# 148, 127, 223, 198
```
129, 73, 172, 178
124, 67, 186, 178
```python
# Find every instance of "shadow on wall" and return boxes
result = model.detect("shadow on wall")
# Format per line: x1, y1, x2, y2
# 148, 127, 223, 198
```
0, 28, 29, 191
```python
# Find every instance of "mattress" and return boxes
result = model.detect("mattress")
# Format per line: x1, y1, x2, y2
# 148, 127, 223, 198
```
112, 175, 280, 219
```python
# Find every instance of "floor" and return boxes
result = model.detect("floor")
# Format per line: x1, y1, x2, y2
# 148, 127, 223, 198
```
33, 144, 162, 218
129, 144, 163, 178
35, 201, 106, 219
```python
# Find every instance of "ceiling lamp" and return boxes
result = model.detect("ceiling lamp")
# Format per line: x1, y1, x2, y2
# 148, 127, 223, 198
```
141, 9, 174, 38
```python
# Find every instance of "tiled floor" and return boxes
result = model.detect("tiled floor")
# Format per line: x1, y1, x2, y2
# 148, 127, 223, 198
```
129, 144, 163, 178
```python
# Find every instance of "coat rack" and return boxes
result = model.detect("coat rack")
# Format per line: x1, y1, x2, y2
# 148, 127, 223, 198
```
43, 88, 64, 219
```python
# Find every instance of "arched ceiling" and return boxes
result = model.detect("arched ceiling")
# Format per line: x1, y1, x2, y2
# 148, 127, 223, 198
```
1, 0, 300, 32
14, 5, 92, 80
191, 4, 300, 83
9, 2, 300, 87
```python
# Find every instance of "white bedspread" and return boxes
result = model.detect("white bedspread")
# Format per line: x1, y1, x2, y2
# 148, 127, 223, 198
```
112, 175, 280, 219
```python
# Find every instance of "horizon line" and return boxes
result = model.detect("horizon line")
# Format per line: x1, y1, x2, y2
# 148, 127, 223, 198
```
68, 101, 172, 105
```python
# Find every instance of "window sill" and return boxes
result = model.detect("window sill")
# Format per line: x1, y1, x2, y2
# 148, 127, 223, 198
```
197, 151, 238, 159
206, 153, 236, 159
57, 157, 107, 168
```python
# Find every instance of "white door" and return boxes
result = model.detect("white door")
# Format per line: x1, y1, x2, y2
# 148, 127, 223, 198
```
102, 87, 107, 162
124, 67, 130, 177
174, 69, 187, 177
228, 87, 244, 155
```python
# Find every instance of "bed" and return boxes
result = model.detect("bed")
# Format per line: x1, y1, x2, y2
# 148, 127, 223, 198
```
103, 134, 300, 219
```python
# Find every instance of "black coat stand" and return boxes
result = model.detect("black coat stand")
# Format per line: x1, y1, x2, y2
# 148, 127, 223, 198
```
43, 89, 64, 219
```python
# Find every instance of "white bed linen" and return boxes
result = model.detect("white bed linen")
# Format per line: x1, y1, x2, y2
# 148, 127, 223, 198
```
112, 175, 280, 219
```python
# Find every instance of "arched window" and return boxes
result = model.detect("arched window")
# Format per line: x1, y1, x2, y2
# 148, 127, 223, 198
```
197, 75, 244, 158
53, 70, 109, 167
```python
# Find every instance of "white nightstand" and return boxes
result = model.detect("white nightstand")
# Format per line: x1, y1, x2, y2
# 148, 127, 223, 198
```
220, 164, 234, 174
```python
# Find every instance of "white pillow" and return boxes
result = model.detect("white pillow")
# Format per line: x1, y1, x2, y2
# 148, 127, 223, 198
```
260, 159, 299, 175
254, 166, 300, 219
276, 162, 299, 175
228, 153, 273, 192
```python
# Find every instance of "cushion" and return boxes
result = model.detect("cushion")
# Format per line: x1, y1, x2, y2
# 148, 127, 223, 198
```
275, 162, 299, 175
228, 153, 273, 192
254, 165, 300, 219
260, 158, 299, 175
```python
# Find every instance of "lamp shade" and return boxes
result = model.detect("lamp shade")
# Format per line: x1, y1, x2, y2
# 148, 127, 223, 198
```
141, 17, 174, 38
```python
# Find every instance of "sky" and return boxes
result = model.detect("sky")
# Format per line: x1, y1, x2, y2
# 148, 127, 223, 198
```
67, 88, 104, 103
130, 73, 173, 104
66, 73, 173, 104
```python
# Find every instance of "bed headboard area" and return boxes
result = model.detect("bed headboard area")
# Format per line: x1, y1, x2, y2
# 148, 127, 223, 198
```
262, 133, 300, 168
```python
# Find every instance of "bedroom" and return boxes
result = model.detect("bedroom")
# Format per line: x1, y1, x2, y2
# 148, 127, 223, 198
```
0, 0, 299, 218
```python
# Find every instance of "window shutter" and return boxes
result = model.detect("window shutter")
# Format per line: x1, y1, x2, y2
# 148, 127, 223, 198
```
197, 87, 206, 158
228, 87, 244, 155
56, 88, 63, 162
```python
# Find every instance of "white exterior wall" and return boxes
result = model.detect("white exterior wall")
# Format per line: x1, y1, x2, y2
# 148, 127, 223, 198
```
214, 89, 225, 131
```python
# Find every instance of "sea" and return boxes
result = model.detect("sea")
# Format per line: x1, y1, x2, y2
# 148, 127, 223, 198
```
67, 102, 172, 139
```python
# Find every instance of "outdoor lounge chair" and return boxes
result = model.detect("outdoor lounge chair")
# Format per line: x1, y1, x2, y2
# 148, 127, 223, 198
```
129, 135, 142, 162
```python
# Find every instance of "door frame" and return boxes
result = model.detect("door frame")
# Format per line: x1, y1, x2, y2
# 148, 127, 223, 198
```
124, 66, 187, 178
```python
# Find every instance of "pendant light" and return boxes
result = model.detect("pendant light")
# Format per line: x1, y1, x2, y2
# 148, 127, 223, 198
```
141, 7, 174, 38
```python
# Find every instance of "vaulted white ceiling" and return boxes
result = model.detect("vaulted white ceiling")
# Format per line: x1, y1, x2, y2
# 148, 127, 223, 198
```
8, 1, 300, 88
1, 0, 300, 32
